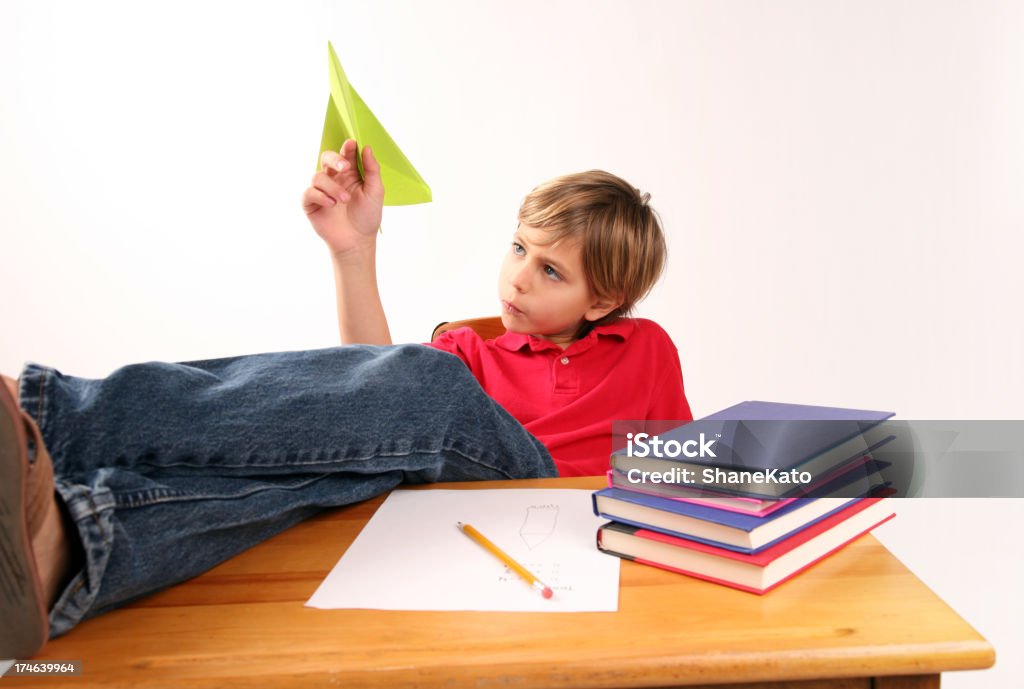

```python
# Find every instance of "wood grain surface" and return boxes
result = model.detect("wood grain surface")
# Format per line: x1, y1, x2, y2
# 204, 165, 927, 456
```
9, 477, 994, 689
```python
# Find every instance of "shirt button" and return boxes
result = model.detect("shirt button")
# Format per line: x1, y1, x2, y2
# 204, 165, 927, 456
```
560, 357, 570, 365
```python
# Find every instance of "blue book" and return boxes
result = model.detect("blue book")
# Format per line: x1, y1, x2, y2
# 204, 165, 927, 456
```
593, 461, 889, 554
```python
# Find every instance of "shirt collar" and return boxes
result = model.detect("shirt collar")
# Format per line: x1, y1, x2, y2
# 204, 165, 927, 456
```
493, 318, 637, 354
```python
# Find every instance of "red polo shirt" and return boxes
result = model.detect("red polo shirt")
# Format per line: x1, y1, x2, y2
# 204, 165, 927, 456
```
425, 318, 692, 476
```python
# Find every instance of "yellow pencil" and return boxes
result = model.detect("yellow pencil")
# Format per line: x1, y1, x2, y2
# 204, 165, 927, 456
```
457, 522, 554, 599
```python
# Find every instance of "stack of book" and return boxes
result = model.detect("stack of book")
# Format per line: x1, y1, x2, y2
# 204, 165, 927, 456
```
593, 401, 898, 594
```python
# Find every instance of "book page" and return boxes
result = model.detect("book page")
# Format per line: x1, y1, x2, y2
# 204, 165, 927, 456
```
306, 489, 619, 612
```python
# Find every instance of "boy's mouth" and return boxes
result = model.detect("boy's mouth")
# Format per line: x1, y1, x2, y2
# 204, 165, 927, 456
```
501, 300, 524, 316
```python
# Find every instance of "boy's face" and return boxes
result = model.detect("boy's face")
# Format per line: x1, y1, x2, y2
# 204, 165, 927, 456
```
498, 224, 619, 348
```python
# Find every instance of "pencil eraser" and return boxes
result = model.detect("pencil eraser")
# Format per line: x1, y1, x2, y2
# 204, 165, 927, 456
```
542, 586, 553, 599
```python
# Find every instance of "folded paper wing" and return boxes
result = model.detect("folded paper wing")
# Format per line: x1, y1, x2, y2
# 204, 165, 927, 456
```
319, 42, 431, 206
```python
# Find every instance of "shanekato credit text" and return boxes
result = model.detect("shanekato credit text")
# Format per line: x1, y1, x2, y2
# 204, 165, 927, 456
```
623, 432, 813, 486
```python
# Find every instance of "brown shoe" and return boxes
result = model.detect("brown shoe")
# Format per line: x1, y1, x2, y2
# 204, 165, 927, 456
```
0, 381, 52, 658
1, 374, 16, 401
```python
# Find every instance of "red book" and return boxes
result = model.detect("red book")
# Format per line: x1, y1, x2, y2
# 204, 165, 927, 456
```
597, 496, 894, 594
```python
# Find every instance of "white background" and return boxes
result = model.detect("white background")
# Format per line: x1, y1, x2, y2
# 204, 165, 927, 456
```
1, 1, 1021, 685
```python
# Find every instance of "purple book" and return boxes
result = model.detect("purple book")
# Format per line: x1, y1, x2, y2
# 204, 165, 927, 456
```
594, 458, 889, 553
611, 400, 895, 499
704, 400, 894, 422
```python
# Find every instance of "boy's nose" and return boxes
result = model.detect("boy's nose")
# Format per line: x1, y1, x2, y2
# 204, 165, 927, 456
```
510, 265, 530, 292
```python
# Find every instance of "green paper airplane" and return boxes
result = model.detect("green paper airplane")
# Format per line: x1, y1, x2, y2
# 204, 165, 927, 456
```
319, 42, 431, 205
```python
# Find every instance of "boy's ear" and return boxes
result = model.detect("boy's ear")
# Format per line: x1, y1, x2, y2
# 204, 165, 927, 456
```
584, 295, 624, 322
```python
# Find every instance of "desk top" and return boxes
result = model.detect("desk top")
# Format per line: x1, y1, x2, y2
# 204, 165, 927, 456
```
16, 478, 994, 688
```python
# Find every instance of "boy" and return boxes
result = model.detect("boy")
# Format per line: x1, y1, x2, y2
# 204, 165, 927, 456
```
306, 140, 693, 476
0, 140, 691, 658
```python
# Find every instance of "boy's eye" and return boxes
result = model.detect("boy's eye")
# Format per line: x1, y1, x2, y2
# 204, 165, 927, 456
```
512, 242, 525, 256
544, 265, 562, 281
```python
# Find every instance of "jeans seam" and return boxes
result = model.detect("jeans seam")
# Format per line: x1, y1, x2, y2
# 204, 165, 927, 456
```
113, 475, 333, 509
35, 367, 46, 437
127, 443, 521, 478
66, 578, 85, 599
86, 491, 110, 549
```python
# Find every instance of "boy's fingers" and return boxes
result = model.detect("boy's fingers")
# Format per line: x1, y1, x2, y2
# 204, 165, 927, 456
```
342, 138, 360, 173
361, 145, 380, 174
361, 145, 385, 198
302, 186, 337, 211
325, 140, 382, 198
311, 171, 351, 203
319, 150, 341, 172
320, 149, 349, 174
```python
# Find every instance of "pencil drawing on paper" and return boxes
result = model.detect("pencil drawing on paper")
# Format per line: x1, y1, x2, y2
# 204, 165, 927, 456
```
519, 504, 559, 550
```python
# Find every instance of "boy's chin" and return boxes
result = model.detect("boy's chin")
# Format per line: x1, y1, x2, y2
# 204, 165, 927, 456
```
499, 312, 525, 332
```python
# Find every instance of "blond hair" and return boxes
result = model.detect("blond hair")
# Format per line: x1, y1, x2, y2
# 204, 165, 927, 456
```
517, 170, 667, 329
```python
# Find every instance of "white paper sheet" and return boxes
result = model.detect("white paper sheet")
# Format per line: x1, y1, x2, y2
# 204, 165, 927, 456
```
306, 489, 619, 612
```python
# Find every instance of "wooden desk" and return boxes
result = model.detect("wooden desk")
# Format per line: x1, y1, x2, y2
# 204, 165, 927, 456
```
13, 478, 993, 688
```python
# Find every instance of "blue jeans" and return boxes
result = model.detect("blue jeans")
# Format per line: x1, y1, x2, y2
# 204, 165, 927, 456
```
17, 344, 556, 637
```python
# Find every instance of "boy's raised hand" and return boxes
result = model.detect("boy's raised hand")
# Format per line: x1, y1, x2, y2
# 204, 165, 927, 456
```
302, 139, 385, 256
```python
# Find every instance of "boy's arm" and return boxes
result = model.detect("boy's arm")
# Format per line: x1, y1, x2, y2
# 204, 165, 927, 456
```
330, 243, 391, 345
302, 139, 391, 345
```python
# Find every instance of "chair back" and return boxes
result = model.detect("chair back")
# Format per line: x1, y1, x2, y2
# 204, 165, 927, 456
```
431, 316, 505, 342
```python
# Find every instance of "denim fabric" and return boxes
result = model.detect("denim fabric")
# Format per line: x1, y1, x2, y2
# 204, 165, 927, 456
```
17, 344, 556, 637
